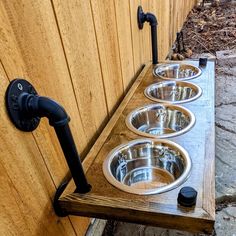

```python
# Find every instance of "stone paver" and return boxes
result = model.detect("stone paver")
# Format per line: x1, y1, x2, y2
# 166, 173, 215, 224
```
103, 222, 199, 236
215, 52, 236, 201
215, 204, 236, 236
216, 49, 236, 67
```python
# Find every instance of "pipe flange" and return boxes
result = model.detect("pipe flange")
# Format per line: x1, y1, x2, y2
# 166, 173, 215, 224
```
137, 6, 145, 29
5, 79, 40, 132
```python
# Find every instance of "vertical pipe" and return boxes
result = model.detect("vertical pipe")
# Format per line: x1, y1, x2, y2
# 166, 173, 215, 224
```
151, 25, 158, 64
54, 124, 91, 193
138, 7, 158, 64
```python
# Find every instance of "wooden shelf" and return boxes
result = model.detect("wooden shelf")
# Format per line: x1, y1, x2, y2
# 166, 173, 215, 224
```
58, 61, 215, 234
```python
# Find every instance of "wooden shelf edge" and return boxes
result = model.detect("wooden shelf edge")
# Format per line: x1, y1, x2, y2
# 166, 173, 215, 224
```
202, 67, 216, 221
59, 193, 214, 234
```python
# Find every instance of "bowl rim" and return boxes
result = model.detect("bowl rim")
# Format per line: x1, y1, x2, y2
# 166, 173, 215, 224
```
144, 81, 203, 104
125, 103, 196, 139
102, 138, 192, 195
153, 62, 202, 81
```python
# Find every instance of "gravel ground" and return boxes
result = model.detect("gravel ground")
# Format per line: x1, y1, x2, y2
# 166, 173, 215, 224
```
182, 1, 236, 55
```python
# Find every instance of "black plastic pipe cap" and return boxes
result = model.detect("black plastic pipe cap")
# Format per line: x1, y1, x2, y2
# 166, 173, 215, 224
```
177, 186, 198, 207
199, 57, 208, 68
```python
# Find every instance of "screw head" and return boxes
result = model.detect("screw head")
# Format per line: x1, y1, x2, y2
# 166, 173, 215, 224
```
17, 83, 23, 91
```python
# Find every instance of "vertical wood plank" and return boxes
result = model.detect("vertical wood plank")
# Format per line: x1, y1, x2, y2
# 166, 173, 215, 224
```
0, 1, 91, 234
1, 0, 87, 185
52, 0, 108, 145
90, 0, 124, 114
51, 1, 110, 232
129, 0, 143, 72
140, 0, 151, 63
114, 0, 135, 91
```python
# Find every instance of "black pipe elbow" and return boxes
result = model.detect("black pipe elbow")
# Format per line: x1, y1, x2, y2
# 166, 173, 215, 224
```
19, 93, 70, 127
137, 6, 158, 64
145, 12, 157, 26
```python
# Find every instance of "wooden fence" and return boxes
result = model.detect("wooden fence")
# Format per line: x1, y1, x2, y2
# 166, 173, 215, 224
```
0, 0, 196, 235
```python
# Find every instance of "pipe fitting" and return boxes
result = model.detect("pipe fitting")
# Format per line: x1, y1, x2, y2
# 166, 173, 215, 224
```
5, 79, 91, 196
145, 12, 158, 26
19, 93, 70, 127
137, 6, 158, 64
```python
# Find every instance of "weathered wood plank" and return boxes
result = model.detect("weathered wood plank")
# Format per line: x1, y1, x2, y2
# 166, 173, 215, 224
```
60, 193, 214, 234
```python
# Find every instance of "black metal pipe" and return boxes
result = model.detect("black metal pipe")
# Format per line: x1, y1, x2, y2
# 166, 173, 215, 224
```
54, 124, 91, 193
146, 14, 158, 64
137, 6, 158, 64
150, 25, 158, 64
19, 94, 70, 126
19, 93, 91, 193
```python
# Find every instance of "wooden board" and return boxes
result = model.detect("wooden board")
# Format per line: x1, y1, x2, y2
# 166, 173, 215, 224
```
90, 0, 124, 115
59, 61, 215, 234
114, 0, 135, 91
52, 0, 109, 144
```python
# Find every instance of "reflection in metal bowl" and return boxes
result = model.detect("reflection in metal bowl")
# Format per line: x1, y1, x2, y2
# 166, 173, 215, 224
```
103, 139, 191, 195
153, 63, 201, 81
126, 104, 195, 139
144, 81, 202, 104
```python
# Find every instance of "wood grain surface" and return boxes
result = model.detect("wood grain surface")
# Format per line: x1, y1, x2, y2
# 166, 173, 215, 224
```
60, 61, 215, 234
0, 1, 196, 235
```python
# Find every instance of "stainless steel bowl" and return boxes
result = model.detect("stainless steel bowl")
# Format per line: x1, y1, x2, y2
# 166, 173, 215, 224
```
153, 63, 201, 81
103, 139, 191, 195
144, 81, 202, 104
126, 104, 195, 139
